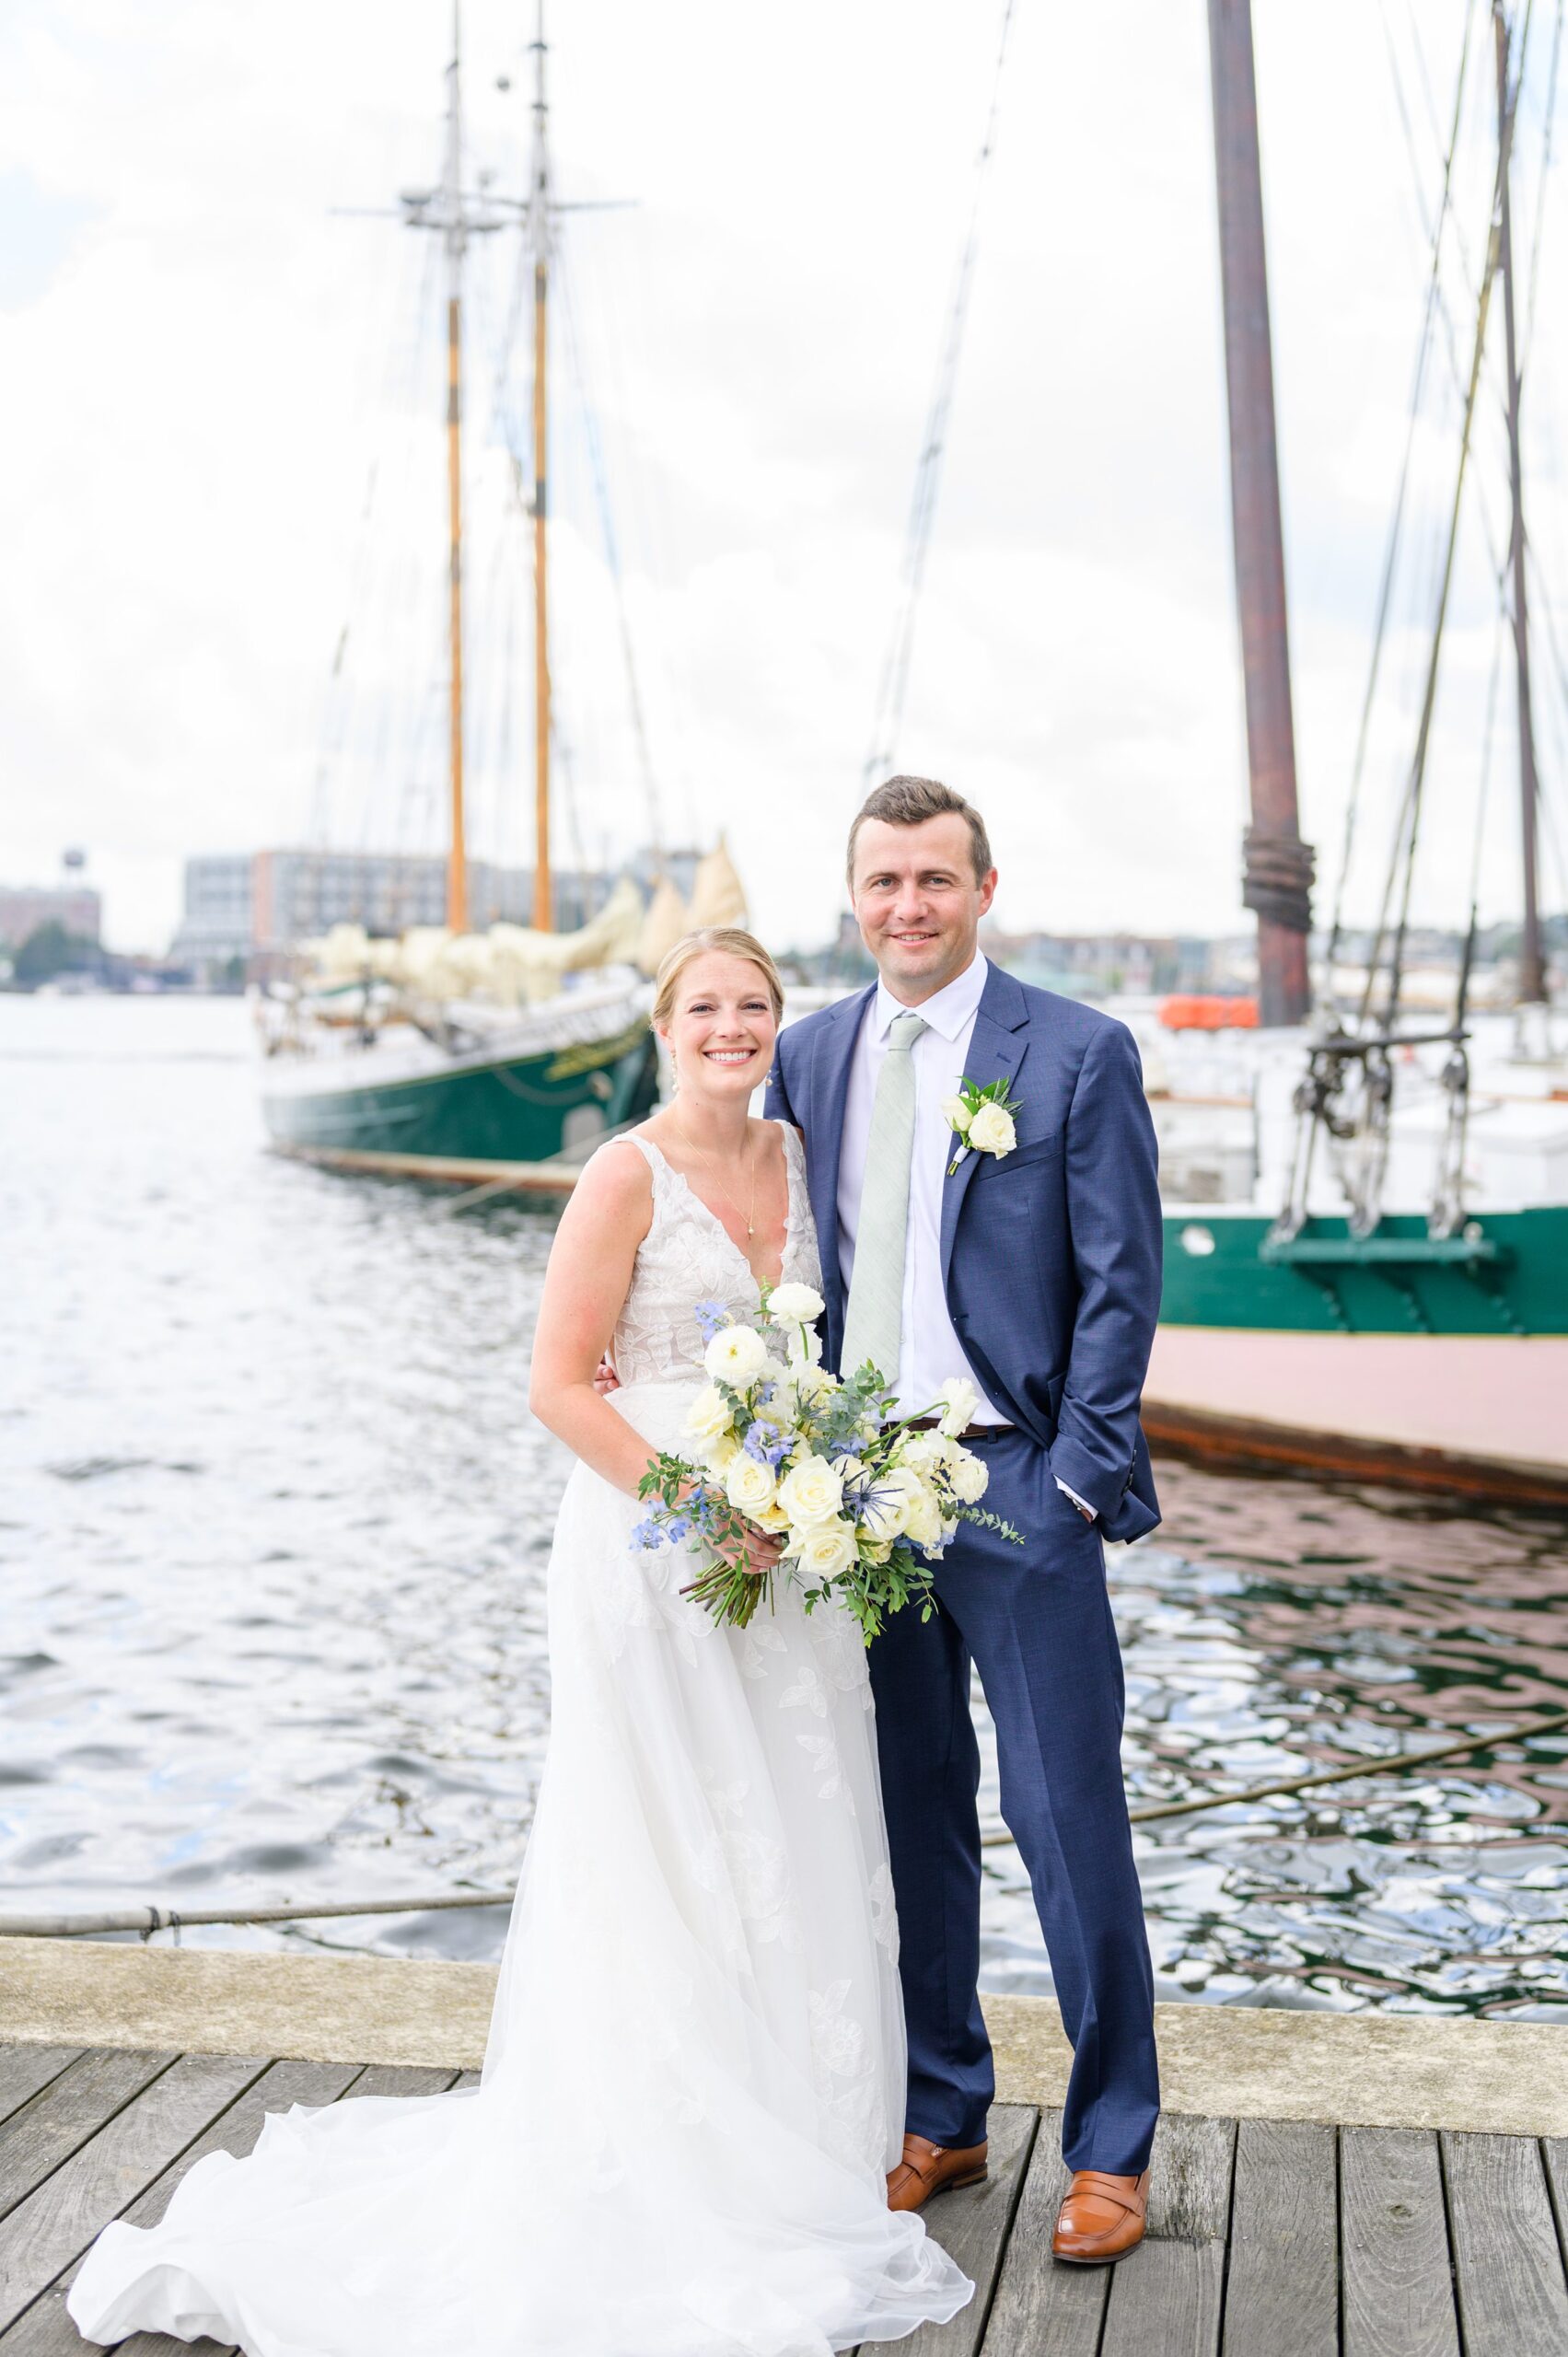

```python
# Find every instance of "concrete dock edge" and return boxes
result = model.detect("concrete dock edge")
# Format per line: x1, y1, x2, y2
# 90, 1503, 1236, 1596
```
2, 1937, 1563, 2136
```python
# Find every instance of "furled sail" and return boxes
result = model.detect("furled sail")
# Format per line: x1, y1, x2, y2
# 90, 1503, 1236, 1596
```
688, 836, 747, 929
635, 875, 690, 975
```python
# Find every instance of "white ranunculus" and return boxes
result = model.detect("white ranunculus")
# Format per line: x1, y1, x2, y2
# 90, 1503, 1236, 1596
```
725, 1454, 778, 1514
792, 1520, 858, 1579
795, 1362, 841, 1401
704, 1324, 768, 1386
749, 1495, 792, 1534
967, 1102, 1016, 1157
947, 1446, 990, 1504
777, 1455, 845, 1527
941, 1094, 973, 1135
896, 1431, 949, 1476
900, 1480, 944, 1550
694, 1430, 740, 1477
685, 1384, 733, 1443
933, 1376, 980, 1439
767, 1282, 825, 1326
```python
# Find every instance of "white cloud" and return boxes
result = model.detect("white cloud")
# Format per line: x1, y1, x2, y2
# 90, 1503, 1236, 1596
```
0, 0, 1562, 954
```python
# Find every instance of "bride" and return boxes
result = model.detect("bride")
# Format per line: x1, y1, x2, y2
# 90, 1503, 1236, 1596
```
68, 926, 973, 2357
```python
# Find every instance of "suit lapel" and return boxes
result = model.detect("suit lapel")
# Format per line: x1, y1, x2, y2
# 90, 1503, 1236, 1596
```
808, 984, 874, 1321
939, 965, 1030, 1286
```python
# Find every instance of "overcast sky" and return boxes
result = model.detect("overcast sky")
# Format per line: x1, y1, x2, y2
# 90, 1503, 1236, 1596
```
2, 0, 1565, 955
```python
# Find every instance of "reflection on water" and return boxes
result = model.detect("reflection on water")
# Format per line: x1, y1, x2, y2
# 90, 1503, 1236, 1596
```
4, 997, 1565, 2014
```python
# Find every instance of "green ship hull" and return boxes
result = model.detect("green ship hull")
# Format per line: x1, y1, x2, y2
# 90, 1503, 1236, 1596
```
261, 1017, 658, 1174
1158, 1205, 1568, 1336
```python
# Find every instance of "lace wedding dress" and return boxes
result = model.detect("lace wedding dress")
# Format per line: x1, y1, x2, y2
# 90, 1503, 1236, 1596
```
68, 1123, 972, 2356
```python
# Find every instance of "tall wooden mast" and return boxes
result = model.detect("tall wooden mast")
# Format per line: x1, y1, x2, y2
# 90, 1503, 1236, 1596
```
443, 12, 470, 936
1205, 0, 1314, 1027
1493, 3, 1546, 1007
529, 1, 553, 934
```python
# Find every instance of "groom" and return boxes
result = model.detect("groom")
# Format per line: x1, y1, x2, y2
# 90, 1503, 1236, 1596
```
767, 775, 1163, 2265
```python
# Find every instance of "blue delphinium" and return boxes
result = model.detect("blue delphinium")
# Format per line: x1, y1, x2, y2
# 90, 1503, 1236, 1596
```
692, 1299, 730, 1343
631, 1516, 666, 1550
742, 1419, 789, 1468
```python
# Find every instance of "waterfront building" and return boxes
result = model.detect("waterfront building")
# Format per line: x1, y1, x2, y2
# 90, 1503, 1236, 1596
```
0, 882, 102, 952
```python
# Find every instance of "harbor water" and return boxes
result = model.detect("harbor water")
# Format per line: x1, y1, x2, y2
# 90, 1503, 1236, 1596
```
4, 995, 1565, 2017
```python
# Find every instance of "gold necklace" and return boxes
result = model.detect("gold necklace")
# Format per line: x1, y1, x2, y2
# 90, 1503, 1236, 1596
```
670, 1117, 759, 1238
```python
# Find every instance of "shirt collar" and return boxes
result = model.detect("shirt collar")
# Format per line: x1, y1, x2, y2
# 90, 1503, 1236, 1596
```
871, 952, 989, 1045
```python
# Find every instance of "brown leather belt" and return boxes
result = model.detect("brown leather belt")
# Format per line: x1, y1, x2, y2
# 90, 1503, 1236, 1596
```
905, 1416, 1015, 1442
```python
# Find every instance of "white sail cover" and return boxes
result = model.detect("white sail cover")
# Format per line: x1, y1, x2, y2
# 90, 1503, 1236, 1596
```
301, 878, 645, 1007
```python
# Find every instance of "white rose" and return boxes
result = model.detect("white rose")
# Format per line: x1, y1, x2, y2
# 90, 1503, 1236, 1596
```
947, 1446, 990, 1504
933, 1376, 980, 1439
777, 1455, 844, 1527
749, 1495, 793, 1534
941, 1094, 973, 1135
967, 1102, 1016, 1157
685, 1384, 733, 1444
859, 1465, 923, 1543
704, 1325, 768, 1386
792, 1520, 858, 1579
725, 1454, 778, 1515
767, 1282, 825, 1326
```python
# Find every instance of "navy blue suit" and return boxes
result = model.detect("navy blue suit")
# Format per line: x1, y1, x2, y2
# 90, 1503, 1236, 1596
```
767, 960, 1162, 2173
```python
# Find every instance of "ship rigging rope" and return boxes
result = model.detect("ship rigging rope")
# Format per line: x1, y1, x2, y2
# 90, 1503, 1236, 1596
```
6, 1707, 1566, 1938
1352, 33, 1521, 1037
861, 0, 1018, 786
1325, 0, 1481, 989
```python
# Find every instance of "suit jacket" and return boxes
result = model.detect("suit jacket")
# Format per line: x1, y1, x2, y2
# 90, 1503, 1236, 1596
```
765, 961, 1163, 1543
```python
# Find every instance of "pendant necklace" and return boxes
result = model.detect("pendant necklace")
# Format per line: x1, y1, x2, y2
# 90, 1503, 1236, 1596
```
670, 1118, 759, 1238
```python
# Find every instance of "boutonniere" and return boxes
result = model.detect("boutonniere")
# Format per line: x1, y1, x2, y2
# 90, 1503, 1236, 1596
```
942, 1077, 1020, 1175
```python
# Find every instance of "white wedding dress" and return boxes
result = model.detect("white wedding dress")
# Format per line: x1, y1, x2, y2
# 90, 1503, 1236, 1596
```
68, 1123, 972, 2356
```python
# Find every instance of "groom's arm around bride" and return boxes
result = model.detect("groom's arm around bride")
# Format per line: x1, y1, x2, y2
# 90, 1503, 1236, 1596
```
768, 773, 1164, 2265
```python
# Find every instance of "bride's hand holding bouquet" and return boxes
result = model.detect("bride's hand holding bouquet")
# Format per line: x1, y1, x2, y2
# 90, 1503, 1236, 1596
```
633, 1283, 1022, 1640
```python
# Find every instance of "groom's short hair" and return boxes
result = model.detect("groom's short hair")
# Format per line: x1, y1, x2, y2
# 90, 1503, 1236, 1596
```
847, 775, 993, 888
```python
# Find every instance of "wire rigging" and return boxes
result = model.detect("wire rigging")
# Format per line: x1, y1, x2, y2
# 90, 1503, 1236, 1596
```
862, 0, 1019, 787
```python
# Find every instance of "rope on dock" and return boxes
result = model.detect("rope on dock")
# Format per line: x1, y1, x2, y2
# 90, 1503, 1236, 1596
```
3, 1707, 1565, 1936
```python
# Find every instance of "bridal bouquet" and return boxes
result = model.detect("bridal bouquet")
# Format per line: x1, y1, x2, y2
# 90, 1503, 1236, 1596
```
632, 1283, 1022, 1640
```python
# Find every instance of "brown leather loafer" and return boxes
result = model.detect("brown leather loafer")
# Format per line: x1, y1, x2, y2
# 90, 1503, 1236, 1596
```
1051, 2167, 1151, 2263
886, 2133, 989, 2212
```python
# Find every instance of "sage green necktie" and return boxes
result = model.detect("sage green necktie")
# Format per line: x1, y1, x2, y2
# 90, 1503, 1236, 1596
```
841, 1010, 928, 1386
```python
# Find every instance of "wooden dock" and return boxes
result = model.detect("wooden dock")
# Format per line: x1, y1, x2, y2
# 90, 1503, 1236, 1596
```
3, 2043, 1567, 2356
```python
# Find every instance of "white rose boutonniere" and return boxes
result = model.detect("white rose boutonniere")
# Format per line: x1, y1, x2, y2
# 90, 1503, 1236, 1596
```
944, 1076, 1021, 1175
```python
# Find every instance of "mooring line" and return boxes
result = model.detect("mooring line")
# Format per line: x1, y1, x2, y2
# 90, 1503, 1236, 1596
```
3, 1707, 1564, 1935
981, 1701, 1568, 1846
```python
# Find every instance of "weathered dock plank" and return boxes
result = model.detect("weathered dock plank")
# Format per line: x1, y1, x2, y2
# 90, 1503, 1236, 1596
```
0, 2054, 84, 2139
0, 2053, 267, 2335
980, 2107, 1109, 2356
1099, 2114, 1235, 2357
1340, 2125, 1458, 2357
1222, 2117, 1337, 2357
0, 2052, 177, 2227
1442, 2130, 1568, 2357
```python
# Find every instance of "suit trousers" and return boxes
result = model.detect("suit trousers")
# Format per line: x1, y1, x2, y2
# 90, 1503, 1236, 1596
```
867, 1426, 1159, 2174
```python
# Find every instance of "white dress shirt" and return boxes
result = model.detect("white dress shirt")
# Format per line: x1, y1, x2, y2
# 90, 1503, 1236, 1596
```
836, 953, 1007, 1426
835, 951, 1093, 1515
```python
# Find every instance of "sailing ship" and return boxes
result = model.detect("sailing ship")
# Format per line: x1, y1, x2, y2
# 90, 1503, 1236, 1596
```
1142, 0, 1568, 1503
257, 6, 694, 1188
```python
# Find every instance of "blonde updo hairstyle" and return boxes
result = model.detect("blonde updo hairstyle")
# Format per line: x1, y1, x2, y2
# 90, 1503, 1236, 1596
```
650, 927, 784, 1035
